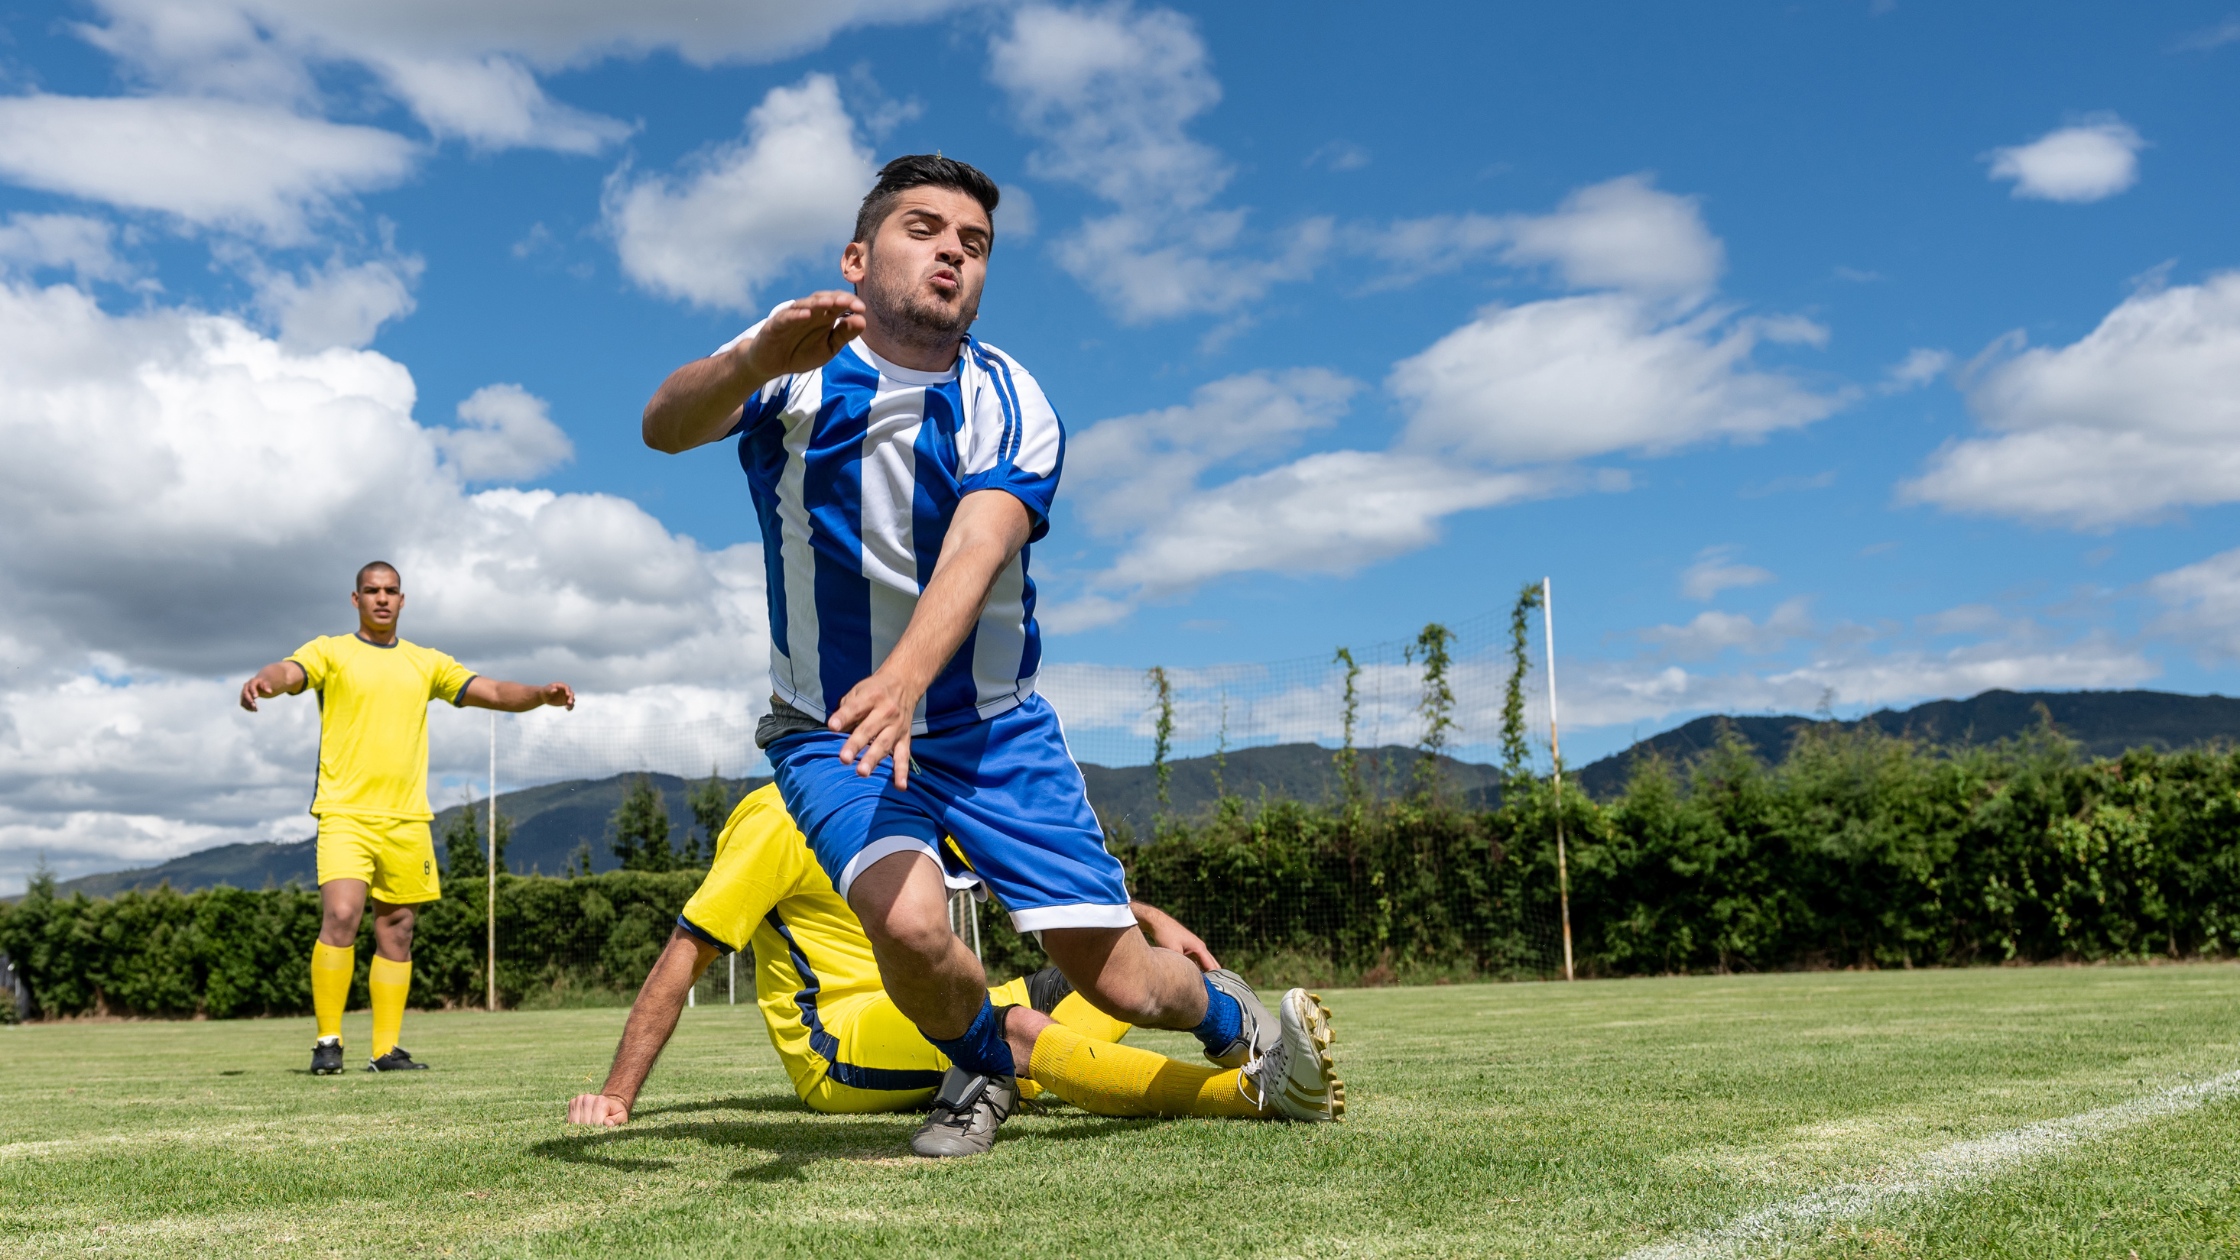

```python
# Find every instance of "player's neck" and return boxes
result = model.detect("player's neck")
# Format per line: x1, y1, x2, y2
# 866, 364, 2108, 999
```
356, 624, 399, 646
857, 316, 962, 375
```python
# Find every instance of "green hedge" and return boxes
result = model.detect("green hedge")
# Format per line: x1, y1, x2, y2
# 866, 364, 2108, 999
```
0, 869, 704, 1019
6, 722, 2238, 1018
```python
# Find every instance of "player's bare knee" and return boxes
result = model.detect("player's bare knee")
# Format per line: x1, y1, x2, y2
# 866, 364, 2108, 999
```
1074, 974, 1162, 1024
861, 900, 954, 961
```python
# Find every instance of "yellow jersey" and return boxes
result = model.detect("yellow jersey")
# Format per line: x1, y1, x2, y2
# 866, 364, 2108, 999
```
289, 634, 475, 821
678, 786, 907, 1094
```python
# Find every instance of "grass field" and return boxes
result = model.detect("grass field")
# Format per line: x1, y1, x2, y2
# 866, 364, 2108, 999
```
4, 965, 2239, 1258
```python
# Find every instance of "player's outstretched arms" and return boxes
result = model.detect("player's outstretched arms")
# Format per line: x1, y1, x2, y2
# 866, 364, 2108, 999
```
238, 660, 307, 712
1131, 901, 1219, 972
459, 678, 576, 713
566, 927, 715, 1126
642, 290, 867, 454
828, 489, 1031, 790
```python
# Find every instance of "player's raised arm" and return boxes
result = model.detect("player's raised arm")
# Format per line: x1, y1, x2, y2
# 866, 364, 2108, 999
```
458, 677, 576, 713
567, 927, 716, 1125
641, 290, 868, 454
238, 660, 307, 712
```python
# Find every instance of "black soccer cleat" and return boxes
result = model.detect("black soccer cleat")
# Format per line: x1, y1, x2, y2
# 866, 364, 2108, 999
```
366, 1046, 430, 1072
1023, 965, 1077, 1015
310, 1037, 344, 1076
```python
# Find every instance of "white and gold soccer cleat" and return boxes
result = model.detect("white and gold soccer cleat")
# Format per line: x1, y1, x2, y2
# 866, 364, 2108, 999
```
1242, 988, 1345, 1122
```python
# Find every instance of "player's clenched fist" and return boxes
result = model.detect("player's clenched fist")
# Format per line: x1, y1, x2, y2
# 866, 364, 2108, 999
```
566, 1093, 630, 1126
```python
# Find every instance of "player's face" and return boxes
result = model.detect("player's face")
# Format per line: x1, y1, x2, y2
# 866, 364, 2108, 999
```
351, 571, 403, 631
845, 186, 991, 341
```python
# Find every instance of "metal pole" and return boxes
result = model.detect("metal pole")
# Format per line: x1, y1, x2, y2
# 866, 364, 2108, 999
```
1544, 576, 1575, 982
728, 951, 736, 1005
487, 711, 497, 1012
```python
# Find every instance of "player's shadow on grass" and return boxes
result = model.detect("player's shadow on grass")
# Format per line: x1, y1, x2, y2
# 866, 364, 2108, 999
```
630, 1094, 809, 1118
532, 1109, 1163, 1181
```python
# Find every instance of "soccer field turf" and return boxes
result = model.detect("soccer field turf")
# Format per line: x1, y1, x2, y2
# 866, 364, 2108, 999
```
4, 966, 2238, 1258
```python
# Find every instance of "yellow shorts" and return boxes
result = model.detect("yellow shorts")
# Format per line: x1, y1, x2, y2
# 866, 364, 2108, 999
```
798, 975, 1132, 1114
316, 814, 440, 905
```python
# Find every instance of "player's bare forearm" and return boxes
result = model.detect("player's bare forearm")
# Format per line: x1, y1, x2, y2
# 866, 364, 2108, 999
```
827, 491, 1032, 786
238, 660, 306, 712
577, 931, 713, 1123
461, 678, 576, 713
642, 291, 868, 454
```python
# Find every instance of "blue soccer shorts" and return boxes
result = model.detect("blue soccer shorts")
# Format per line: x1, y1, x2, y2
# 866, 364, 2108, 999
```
767, 693, 1134, 933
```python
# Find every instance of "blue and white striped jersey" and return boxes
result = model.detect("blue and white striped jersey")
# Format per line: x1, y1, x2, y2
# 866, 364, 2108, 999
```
723, 317, 1065, 734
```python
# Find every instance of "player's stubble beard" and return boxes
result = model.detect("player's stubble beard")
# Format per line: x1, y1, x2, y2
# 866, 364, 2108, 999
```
859, 243, 981, 363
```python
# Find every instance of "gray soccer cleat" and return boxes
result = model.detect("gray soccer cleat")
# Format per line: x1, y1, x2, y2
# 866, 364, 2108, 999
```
1241, 988, 1345, 1122
910, 1067, 1018, 1157
1202, 968, 1280, 1068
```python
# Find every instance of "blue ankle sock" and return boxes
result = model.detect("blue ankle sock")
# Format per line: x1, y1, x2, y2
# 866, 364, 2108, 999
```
927, 996, 1016, 1078
1189, 976, 1243, 1054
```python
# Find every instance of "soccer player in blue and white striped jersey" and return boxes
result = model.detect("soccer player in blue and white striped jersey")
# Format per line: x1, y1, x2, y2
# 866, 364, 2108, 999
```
641, 156, 1337, 1155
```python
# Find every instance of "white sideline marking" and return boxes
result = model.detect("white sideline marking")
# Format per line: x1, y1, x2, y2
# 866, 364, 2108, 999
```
1622, 1067, 2240, 1260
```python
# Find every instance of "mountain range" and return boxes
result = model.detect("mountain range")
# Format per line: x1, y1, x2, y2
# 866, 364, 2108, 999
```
36, 688, 2238, 898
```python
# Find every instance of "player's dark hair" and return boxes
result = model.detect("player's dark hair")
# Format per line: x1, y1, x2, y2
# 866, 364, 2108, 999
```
355, 561, 400, 591
852, 155, 1001, 248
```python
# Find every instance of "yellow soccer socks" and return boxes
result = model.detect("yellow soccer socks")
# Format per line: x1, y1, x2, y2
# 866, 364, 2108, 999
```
1026, 1023, 1267, 1119
368, 955, 411, 1058
311, 941, 354, 1042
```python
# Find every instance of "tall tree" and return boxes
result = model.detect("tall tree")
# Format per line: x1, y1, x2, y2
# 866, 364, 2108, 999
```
685, 768, 733, 866
608, 775, 674, 872
441, 797, 510, 879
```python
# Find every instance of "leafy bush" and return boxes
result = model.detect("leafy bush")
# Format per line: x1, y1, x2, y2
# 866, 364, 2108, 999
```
6, 721, 2238, 1018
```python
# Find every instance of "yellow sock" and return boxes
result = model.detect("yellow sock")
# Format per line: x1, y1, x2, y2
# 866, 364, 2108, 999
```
368, 955, 411, 1057
1027, 1023, 1268, 1119
311, 941, 353, 1041
1052, 991, 1134, 1044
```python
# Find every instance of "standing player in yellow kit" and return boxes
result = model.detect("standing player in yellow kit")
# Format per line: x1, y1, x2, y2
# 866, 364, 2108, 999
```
240, 561, 575, 1074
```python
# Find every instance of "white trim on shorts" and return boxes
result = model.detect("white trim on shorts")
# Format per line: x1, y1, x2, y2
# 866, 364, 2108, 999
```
834, 835, 991, 902
835, 835, 943, 899
1009, 902, 1138, 932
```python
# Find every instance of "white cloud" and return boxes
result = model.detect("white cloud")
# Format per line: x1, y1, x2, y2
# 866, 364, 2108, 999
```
1088, 452, 1552, 605
1882, 347, 1952, 392
428, 384, 574, 482
1679, 545, 1776, 601
603, 74, 876, 312
1354, 175, 1723, 300
2147, 546, 2240, 660
0, 213, 136, 283
2174, 16, 2240, 52
75, 0, 969, 154
1048, 175, 1843, 629
0, 277, 773, 887
0, 95, 417, 242
371, 52, 631, 154
1390, 295, 1845, 464
250, 251, 423, 349
1638, 597, 1813, 661
1902, 271, 2240, 528
990, 3, 1328, 321
1986, 118, 2145, 204
1065, 369, 1361, 536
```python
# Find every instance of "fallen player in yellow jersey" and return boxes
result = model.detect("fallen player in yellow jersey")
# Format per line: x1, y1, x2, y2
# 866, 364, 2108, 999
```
566, 785, 1342, 1153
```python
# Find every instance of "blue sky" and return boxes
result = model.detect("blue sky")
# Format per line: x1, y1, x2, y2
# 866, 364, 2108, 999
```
2, 0, 2238, 887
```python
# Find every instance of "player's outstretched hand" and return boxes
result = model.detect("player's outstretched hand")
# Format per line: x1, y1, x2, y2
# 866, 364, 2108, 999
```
828, 672, 917, 790
1133, 902, 1221, 972
540, 682, 577, 711
740, 291, 867, 379
238, 675, 276, 712
566, 1093, 630, 1126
